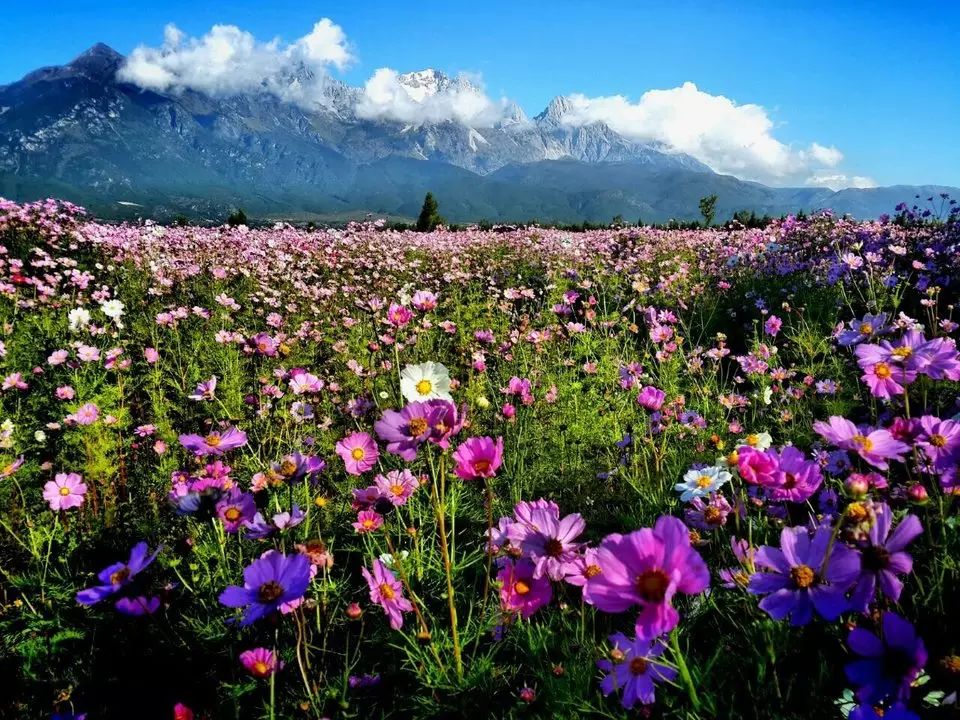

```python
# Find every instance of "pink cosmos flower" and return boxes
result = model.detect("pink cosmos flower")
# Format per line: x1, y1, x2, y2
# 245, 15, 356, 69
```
179, 427, 248, 456
353, 510, 384, 534
361, 559, 413, 630
737, 446, 778, 486
42, 472, 87, 511
335, 432, 378, 475
2, 372, 28, 391
764, 315, 783, 337
452, 436, 504, 480
69, 402, 100, 426
636, 386, 666, 411
48, 349, 69, 366
374, 469, 419, 506
386, 303, 413, 327
240, 647, 283, 678
813, 416, 910, 470
56, 385, 76, 400
411, 290, 438, 311
584, 516, 710, 639
497, 557, 552, 619
144, 347, 159, 364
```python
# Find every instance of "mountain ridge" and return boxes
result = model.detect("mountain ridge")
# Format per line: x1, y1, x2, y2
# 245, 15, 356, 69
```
0, 44, 956, 223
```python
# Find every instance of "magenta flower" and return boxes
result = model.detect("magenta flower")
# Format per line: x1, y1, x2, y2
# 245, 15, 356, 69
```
361, 559, 413, 630
452, 436, 504, 480
517, 505, 586, 580
77, 541, 160, 606
636, 386, 666, 411
240, 647, 283, 678
737, 446, 778, 486
188, 376, 217, 401
335, 432, 378, 475
813, 416, 909, 470
916, 415, 960, 465
215, 489, 256, 533
497, 557, 552, 619
115, 596, 161, 616
748, 524, 861, 625
374, 469, 419, 506
374, 402, 434, 461
179, 427, 248, 457
43, 472, 87, 511
597, 632, 677, 709
386, 303, 413, 327
851, 506, 922, 610
352, 509, 384, 533
764, 315, 783, 337
584, 516, 710, 639
766, 446, 823, 503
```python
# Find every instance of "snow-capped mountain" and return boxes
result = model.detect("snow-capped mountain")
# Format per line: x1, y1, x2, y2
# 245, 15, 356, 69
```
0, 44, 954, 222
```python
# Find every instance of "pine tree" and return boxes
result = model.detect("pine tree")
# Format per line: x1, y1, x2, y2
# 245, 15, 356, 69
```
416, 193, 442, 232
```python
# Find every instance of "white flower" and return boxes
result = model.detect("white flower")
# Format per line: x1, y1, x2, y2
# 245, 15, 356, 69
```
762, 387, 773, 405
378, 550, 409, 567
68, 307, 91, 331
674, 465, 731, 502
399, 362, 453, 403
100, 299, 125, 320
34, 430, 46, 442
738, 431, 773, 451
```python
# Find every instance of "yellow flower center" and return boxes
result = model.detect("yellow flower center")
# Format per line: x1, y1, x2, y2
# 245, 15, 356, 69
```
407, 417, 429, 436
252, 661, 270, 676
852, 434, 873, 452
350, 447, 365, 461
279, 459, 297, 476
847, 502, 868, 522
930, 434, 947, 448
584, 564, 602, 578
110, 567, 131, 585
379, 583, 395, 600
415, 379, 433, 396
874, 362, 892, 379
790, 564, 816, 589
696, 475, 713, 488
390, 484, 405, 497
59, 486, 71, 496
892, 346, 913, 360
514, 580, 531, 595
745, 434, 759, 446
224, 507, 242, 522
859, 323, 873, 335
205, 434, 222, 447
362, 518, 376, 529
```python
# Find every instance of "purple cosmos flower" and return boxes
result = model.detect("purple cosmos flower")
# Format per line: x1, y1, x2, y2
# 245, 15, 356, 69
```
764, 315, 782, 337
452, 436, 504, 480
115, 596, 162, 616
374, 402, 434, 461
335, 432, 378, 475
916, 415, 960, 465
216, 489, 256, 533
851, 506, 922, 610
845, 612, 926, 705
43, 472, 87, 511
271, 452, 326, 484
361, 558, 413, 630
584, 516, 710, 639
77, 541, 160, 606
597, 632, 677, 709
636, 386, 666, 411
219, 551, 311, 625
188, 376, 217, 401
497, 557, 552, 619
517, 505, 586, 580
240, 647, 283, 678
838, 313, 890, 346
272, 504, 306, 531
179, 427, 248, 457
425, 399, 465, 447
684, 494, 733, 530
748, 524, 860, 625
813, 416, 909, 470
766, 446, 823, 503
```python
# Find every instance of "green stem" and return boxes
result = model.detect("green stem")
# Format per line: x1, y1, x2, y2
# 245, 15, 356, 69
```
670, 629, 700, 711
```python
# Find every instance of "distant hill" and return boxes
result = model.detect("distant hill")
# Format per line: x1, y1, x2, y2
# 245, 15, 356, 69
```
0, 44, 955, 223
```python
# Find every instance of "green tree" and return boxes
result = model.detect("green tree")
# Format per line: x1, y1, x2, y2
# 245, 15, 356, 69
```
227, 208, 248, 227
416, 192, 443, 232
698, 194, 718, 227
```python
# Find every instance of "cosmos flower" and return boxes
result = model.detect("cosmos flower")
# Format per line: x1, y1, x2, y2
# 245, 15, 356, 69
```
335, 432, 379, 475
42, 472, 87, 511
361, 559, 413, 630
737, 446, 778, 486
765, 446, 823, 503
399, 361, 453, 402
518, 505, 586, 580
497, 557, 552, 619
813, 416, 909, 470
636, 386, 666, 411
675, 465, 731, 502
179, 427, 248, 457
240, 647, 283, 678
353, 510, 384, 533
374, 469, 419, 506
452, 436, 504, 480
584, 516, 710, 639
748, 524, 860, 625
837, 313, 890, 346
850, 506, 922, 610
684, 494, 733, 530
188, 376, 217, 401
374, 401, 435, 461
597, 632, 677, 709
219, 551, 311, 625
215, 489, 256, 533
845, 612, 926, 705
77, 541, 160, 606
115, 596, 162, 616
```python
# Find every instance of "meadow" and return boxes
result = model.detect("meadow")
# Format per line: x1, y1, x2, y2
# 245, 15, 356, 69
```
0, 196, 958, 719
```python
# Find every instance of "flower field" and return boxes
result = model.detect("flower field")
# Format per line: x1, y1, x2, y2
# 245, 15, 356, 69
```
1, 197, 959, 719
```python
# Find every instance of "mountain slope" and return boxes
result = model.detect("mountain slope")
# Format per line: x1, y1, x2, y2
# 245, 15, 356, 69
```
0, 44, 956, 223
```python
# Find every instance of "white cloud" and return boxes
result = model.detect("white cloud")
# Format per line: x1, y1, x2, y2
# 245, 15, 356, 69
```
355, 68, 507, 126
805, 173, 878, 191
556, 83, 858, 186
118, 20, 352, 105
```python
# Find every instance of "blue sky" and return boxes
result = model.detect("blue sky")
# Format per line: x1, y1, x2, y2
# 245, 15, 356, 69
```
2, 0, 958, 187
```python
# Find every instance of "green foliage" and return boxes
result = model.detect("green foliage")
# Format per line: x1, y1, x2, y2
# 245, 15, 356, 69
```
416, 192, 443, 232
